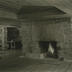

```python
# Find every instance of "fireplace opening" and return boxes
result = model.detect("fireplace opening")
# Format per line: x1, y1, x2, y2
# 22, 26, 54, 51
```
39, 41, 59, 58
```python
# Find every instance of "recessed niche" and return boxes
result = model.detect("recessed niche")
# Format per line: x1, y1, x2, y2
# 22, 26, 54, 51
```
39, 41, 59, 58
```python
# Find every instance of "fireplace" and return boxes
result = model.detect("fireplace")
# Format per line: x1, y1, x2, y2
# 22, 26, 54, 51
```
39, 41, 59, 58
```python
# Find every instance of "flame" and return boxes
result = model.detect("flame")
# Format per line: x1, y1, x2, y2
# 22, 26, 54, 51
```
48, 43, 54, 54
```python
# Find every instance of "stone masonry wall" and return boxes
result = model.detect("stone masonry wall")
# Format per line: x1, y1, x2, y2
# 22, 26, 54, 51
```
31, 18, 71, 59
20, 17, 72, 60
20, 22, 32, 56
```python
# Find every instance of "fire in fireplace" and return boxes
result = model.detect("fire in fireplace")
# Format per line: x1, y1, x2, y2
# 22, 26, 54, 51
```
39, 41, 59, 58
48, 43, 54, 55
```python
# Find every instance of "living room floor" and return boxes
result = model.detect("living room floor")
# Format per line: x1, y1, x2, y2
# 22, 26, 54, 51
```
0, 54, 72, 72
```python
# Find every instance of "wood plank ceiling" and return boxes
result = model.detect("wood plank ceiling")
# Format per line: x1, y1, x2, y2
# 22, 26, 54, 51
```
0, 0, 72, 15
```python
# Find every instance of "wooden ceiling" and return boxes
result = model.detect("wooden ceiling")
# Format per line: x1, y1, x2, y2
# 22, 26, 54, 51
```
18, 6, 65, 14
0, 0, 72, 14
18, 6, 66, 20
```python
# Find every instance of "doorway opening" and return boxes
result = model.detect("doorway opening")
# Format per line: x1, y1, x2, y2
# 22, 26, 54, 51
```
39, 41, 59, 58
7, 27, 22, 50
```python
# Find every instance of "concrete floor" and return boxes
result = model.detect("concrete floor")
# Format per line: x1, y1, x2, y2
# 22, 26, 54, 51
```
0, 51, 72, 72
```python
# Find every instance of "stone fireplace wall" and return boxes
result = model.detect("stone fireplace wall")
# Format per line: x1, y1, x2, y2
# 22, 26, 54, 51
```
20, 17, 72, 60
31, 17, 71, 59
20, 22, 32, 55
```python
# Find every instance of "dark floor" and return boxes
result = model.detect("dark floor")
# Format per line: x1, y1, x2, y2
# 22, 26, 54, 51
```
0, 51, 72, 72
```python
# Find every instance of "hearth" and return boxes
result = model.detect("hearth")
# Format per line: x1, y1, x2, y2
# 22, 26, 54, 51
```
39, 41, 59, 58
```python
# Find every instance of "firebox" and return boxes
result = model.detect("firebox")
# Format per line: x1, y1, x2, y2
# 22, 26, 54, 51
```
39, 41, 59, 58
